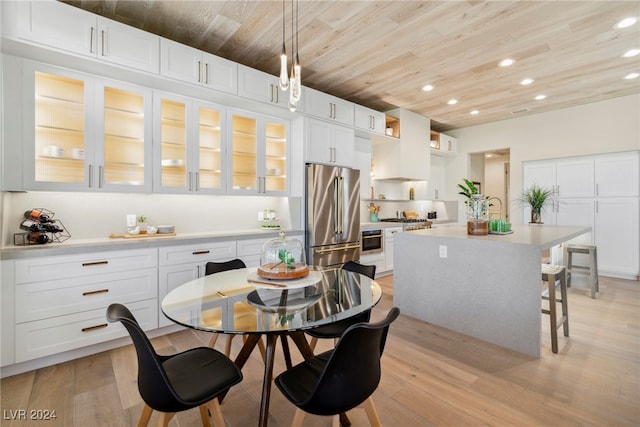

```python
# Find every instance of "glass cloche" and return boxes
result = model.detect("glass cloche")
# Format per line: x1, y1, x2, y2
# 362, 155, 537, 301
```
257, 231, 308, 279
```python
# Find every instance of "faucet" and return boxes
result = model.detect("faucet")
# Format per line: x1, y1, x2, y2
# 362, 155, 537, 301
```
488, 197, 503, 220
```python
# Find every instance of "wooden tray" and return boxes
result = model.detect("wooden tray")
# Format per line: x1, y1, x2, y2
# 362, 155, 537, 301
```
109, 232, 176, 239
257, 262, 309, 280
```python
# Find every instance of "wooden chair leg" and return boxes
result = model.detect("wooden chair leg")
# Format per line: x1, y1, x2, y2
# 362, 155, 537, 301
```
137, 404, 153, 427
156, 412, 175, 427
291, 408, 306, 427
308, 336, 318, 351
209, 333, 220, 348
360, 396, 381, 427
224, 335, 233, 357
198, 404, 212, 427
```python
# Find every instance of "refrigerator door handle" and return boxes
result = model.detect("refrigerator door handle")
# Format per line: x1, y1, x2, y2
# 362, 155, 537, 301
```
315, 244, 361, 254
334, 175, 344, 234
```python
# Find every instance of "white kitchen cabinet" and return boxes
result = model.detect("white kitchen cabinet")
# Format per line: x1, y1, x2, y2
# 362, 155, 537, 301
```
595, 151, 639, 197
237, 65, 291, 110
237, 233, 303, 267
355, 137, 372, 199
158, 240, 236, 327
228, 109, 290, 195
160, 38, 237, 94
21, 62, 153, 192
12, 248, 158, 362
17, 0, 159, 73
354, 105, 385, 135
384, 227, 403, 272
154, 92, 227, 194
305, 87, 354, 126
430, 131, 457, 156
594, 198, 639, 278
305, 118, 355, 167
428, 155, 446, 200
359, 252, 385, 275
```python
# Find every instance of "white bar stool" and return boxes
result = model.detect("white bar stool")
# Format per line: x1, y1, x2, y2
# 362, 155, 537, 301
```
563, 244, 599, 298
541, 264, 569, 354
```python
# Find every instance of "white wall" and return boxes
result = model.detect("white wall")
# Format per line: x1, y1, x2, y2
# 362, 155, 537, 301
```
445, 94, 640, 224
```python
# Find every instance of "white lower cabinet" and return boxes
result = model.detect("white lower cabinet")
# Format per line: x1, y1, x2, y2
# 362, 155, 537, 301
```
384, 227, 403, 272
359, 253, 385, 275
158, 240, 236, 327
12, 248, 158, 363
594, 198, 639, 278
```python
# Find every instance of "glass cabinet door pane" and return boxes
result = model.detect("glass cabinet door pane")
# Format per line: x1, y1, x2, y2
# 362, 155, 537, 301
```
103, 86, 146, 186
231, 114, 257, 191
34, 72, 85, 183
264, 122, 287, 193
160, 99, 187, 188
198, 106, 222, 191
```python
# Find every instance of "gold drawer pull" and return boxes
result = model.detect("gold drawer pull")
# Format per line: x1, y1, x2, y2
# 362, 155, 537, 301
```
82, 289, 109, 296
82, 323, 108, 332
82, 261, 109, 267
192, 250, 210, 255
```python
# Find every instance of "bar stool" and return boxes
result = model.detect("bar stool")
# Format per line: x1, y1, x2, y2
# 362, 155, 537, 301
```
563, 244, 599, 298
541, 264, 569, 354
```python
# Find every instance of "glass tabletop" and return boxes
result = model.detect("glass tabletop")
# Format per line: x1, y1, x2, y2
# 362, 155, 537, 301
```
161, 266, 383, 334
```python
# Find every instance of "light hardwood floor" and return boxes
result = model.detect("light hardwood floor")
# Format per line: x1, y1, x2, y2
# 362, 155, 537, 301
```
1, 275, 638, 426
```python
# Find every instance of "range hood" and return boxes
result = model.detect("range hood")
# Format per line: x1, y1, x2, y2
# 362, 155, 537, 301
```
371, 108, 430, 181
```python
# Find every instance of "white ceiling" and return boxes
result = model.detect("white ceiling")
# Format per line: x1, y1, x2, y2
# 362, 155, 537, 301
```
63, 0, 640, 132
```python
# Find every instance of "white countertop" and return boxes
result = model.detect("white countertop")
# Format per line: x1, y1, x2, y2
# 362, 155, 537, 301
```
405, 224, 592, 250
1, 228, 304, 260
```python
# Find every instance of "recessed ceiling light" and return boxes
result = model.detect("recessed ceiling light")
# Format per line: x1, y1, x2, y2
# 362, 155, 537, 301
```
625, 72, 640, 80
422, 84, 434, 92
470, 110, 479, 115
447, 99, 458, 105
615, 17, 638, 29
623, 49, 640, 57
535, 94, 546, 100
499, 58, 515, 67
520, 78, 534, 85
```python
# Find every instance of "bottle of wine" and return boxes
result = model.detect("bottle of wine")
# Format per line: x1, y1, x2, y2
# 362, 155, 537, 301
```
28, 233, 49, 244
24, 210, 53, 223
20, 219, 44, 232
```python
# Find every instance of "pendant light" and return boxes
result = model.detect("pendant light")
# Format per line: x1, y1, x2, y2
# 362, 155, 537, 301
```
278, 0, 289, 91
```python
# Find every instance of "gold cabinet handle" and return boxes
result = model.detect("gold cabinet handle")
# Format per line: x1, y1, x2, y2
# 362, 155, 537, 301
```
82, 261, 109, 267
82, 289, 109, 296
82, 323, 108, 332
192, 250, 210, 255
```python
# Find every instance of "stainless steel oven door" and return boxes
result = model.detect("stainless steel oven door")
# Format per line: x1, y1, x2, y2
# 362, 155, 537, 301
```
361, 229, 383, 254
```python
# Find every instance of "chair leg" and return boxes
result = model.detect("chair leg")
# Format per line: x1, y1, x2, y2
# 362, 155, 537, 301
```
156, 412, 175, 427
137, 404, 153, 427
198, 404, 212, 427
205, 399, 226, 427
361, 396, 382, 427
547, 273, 559, 354
209, 333, 220, 348
332, 414, 341, 427
291, 408, 306, 427
224, 335, 233, 357
308, 336, 318, 352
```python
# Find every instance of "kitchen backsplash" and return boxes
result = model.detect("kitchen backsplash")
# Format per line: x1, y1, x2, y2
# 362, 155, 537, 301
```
1, 192, 302, 245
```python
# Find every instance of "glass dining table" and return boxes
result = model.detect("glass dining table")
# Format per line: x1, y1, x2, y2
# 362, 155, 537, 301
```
161, 266, 382, 427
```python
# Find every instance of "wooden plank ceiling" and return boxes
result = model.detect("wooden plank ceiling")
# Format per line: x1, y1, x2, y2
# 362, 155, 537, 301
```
62, 0, 640, 132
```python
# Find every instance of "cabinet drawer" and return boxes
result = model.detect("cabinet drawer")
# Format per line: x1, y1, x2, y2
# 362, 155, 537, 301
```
158, 241, 236, 266
15, 299, 157, 363
15, 248, 157, 284
16, 268, 157, 323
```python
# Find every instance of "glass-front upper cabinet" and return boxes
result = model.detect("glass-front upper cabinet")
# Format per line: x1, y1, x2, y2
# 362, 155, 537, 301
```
23, 62, 152, 192
228, 109, 288, 195
154, 92, 225, 193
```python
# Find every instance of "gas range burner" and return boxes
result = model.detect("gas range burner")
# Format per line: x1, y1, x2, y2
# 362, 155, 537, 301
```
379, 218, 427, 223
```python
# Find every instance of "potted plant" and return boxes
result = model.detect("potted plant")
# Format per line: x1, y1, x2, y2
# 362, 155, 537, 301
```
458, 178, 489, 235
518, 184, 554, 223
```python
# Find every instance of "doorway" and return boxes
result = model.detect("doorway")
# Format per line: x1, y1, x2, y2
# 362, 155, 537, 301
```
468, 149, 511, 222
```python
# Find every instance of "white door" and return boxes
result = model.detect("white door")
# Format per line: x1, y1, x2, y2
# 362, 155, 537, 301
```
556, 158, 594, 198
594, 198, 639, 277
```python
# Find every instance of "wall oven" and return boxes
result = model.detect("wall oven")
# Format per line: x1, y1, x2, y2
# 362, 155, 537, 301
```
361, 229, 383, 254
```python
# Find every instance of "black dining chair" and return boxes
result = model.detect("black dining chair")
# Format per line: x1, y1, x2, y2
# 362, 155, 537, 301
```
106, 303, 242, 427
306, 260, 376, 352
275, 307, 400, 427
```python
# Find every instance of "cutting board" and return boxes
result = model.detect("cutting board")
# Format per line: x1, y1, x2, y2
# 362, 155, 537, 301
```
109, 232, 176, 239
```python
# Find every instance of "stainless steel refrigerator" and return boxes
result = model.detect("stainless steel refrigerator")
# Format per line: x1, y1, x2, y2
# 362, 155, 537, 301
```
305, 163, 360, 266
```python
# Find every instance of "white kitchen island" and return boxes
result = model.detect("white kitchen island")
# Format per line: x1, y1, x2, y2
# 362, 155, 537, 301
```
394, 224, 591, 358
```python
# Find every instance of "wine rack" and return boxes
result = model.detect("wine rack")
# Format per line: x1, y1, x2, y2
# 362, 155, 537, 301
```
14, 208, 71, 246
